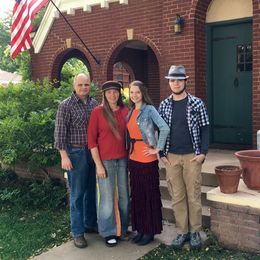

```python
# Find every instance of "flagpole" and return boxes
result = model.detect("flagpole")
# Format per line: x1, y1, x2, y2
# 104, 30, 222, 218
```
49, 0, 100, 65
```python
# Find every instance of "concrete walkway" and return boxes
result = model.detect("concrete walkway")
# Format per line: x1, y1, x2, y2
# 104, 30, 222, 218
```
33, 149, 239, 260
33, 223, 177, 260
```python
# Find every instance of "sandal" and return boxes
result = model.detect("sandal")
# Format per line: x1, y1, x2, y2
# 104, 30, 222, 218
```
105, 236, 118, 247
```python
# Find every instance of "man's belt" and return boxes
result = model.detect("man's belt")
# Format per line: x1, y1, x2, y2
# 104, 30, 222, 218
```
71, 144, 86, 148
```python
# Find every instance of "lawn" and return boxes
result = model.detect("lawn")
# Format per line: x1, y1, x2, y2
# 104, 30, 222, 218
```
0, 171, 259, 260
0, 205, 70, 259
0, 171, 70, 259
140, 242, 260, 260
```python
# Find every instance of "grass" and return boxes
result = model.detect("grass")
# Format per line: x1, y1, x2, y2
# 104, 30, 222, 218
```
140, 233, 260, 260
0, 171, 70, 259
0, 171, 259, 260
0, 204, 70, 259
140, 244, 260, 260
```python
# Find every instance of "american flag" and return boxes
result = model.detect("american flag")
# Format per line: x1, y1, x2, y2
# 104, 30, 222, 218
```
11, 0, 49, 59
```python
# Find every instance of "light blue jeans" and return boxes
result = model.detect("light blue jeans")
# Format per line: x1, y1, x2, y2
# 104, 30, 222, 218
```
67, 146, 97, 237
97, 157, 129, 237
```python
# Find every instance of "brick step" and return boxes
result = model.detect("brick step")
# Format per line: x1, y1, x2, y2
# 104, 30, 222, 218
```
162, 199, 211, 228
160, 180, 214, 206
159, 168, 219, 187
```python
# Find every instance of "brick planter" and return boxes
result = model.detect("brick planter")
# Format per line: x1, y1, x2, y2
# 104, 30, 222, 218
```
207, 181, 260, 253
13, 162, 65, 182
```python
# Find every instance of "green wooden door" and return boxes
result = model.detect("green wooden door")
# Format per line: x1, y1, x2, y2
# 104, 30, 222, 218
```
211, 22, 252, 145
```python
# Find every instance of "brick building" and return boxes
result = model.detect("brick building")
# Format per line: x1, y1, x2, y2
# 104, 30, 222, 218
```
31, 0, 259, 148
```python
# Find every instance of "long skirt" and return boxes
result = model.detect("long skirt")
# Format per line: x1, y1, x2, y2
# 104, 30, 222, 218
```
128, 159, 162, 235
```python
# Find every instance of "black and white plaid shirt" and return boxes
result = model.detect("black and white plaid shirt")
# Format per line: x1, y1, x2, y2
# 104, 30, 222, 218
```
54, 92, 98, 150
158, 93, 209, 155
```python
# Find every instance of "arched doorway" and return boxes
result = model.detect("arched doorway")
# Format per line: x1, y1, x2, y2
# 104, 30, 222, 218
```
108, 40, 160, 107
51, 48, 92, 86
206, 0, 253, 148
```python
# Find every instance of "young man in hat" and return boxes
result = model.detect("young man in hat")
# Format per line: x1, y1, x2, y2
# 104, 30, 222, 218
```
158, 65, 209, 250
54, 73, 98, 248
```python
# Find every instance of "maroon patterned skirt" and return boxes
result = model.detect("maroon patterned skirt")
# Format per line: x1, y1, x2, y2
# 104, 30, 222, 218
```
128, 159, 162, 235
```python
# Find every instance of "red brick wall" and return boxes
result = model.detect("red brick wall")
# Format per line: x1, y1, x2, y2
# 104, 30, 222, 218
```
210, 201, 260, 253
31, 0, 260, 147
31, 0, 202, 99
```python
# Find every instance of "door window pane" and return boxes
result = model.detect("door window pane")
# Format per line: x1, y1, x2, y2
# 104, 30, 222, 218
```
237, 44, 252, 72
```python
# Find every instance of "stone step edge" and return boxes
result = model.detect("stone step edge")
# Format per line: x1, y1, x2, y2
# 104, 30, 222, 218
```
159, 169, 219, 187
162, 199, 211, 217
160, 180, 216, 193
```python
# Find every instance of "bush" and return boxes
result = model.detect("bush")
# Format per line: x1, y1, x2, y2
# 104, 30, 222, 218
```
0, 80, 72, 174
0, 79, 100, 177
0, 170, 67, 209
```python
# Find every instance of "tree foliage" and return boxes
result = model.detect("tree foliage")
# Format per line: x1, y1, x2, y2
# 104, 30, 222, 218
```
0, 78, 100, 176
60, 58, 88, 83
0, 7, 46, 79
60, 58, 101, 98
0, 80, 71, 174
0, 14, 20, 73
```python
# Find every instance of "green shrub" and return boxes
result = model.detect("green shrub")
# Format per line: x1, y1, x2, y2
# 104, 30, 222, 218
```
0, 171, 67, 209
0, 80, 70, 174
0, 78, 100, 177
0, 76, 99, 175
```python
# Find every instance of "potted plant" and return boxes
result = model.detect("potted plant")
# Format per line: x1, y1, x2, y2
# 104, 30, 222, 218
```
215, 165, 242, 193
235, 150, 260, 190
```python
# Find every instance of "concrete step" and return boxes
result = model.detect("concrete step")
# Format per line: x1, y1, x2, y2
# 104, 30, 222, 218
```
162, 199, 211, 228
160, 181, 214, 206
201, 172, 218, 187
159, 168, 218, 187
201, 185, 214, 206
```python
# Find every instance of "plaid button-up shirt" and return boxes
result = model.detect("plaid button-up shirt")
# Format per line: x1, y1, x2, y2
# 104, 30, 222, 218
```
158, 93, 209, 155
54, 92, 98, 150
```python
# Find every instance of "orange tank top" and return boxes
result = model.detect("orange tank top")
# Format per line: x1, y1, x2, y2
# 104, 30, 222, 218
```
127, 109, 157, 163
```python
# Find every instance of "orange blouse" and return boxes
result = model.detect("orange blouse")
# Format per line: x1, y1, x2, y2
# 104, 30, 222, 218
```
127, 109, 157, 163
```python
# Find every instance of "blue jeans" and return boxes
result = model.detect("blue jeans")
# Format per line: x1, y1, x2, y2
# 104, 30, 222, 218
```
67, 147, 97, 237
97, 158, 129, 237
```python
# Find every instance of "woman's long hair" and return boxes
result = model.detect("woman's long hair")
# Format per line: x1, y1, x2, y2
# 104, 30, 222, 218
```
102, 89, 124, 139
129, 80, 153, 108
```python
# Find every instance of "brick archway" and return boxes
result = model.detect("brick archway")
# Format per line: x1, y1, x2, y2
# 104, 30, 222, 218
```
50, 44, 95, 85
102, 35, 161, 76
103, 35, 161, 106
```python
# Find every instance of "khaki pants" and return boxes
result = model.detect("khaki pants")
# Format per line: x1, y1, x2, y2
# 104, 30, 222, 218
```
165, 153, 202, 234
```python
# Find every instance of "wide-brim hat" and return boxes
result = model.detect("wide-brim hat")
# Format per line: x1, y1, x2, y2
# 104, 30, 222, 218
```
165, 65, 189, 80
102, 81, 122, 92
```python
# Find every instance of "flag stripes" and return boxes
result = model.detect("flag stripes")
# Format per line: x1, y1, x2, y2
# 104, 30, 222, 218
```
11, 0, 48, 58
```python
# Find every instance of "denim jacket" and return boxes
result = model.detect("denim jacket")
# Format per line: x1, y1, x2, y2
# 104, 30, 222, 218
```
126, 103, 170, 151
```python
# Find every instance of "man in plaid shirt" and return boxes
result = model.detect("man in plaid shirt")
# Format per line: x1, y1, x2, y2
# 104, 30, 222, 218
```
54, 73, 98, 248
159, 65, 209, 250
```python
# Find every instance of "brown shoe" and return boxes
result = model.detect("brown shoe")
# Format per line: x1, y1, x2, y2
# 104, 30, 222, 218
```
74, 235, 88, 248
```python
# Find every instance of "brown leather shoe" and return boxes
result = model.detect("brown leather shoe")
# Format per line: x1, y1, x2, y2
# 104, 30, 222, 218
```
74, 235, 88, 248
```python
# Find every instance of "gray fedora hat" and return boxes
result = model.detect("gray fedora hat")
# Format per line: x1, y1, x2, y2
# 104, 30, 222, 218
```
165, 65, 189, 80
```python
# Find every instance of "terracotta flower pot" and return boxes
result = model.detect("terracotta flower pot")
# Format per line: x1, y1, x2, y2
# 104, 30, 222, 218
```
215, 165, 242, 194
235, 150, 260, 190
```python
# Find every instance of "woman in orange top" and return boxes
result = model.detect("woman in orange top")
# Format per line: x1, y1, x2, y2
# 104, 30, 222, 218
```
126, 81, 169, 246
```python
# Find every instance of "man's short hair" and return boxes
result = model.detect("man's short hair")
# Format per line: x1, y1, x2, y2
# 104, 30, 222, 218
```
73, 73, 90, 86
